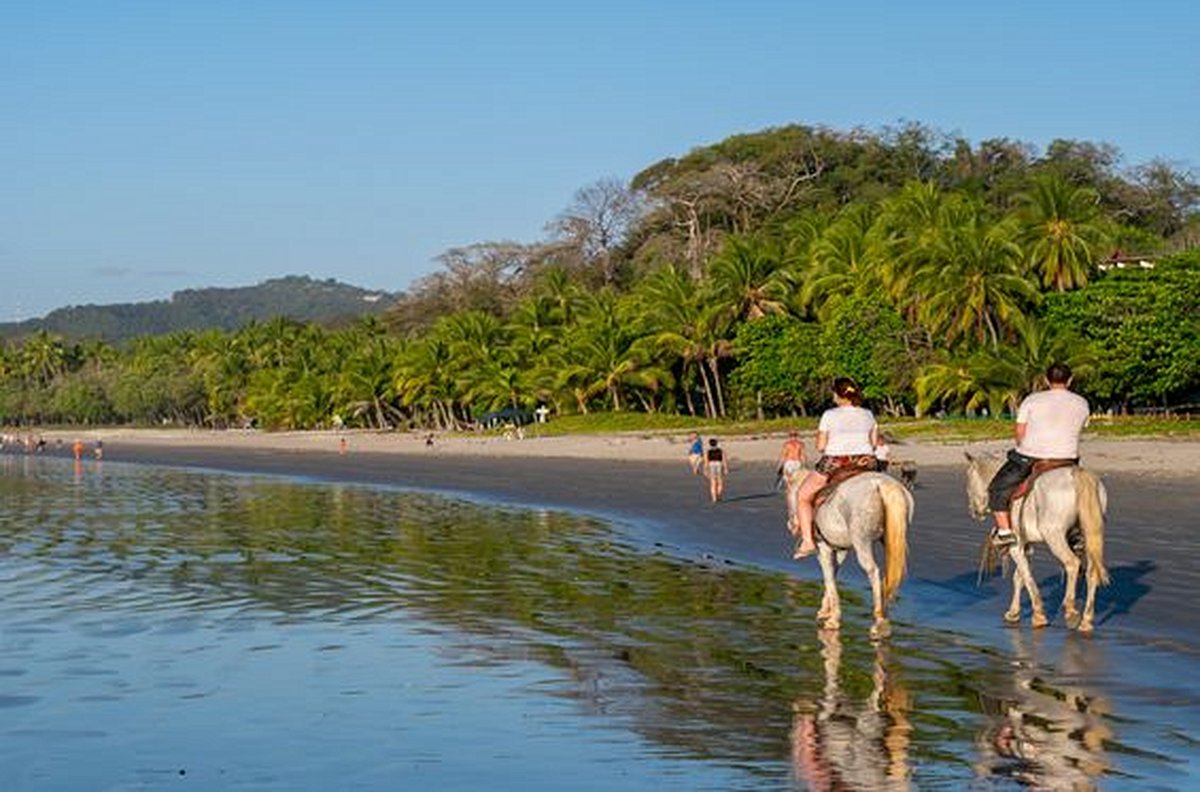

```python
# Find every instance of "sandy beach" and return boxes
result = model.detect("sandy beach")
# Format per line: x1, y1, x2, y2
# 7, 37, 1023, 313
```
37, 425, 1200, 476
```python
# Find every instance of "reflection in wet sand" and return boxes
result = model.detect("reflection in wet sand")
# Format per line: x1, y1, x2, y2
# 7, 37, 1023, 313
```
791, 630, 911, 791
973, 630, 1113, 788
2, 456, 1198, 788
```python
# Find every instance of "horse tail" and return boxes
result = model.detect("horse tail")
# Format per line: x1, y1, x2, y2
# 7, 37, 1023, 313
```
1075, 468, 1109, 587
879, 478, 910, 602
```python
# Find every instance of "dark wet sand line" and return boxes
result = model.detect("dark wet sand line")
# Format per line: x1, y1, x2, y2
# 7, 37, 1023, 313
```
91, 442, 1199, 646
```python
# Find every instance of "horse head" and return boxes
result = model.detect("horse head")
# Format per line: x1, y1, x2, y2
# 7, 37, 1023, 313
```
963, 451, 1002, 521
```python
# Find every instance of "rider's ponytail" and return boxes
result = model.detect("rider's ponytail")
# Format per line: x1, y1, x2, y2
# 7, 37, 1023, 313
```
833, 377, 864, 407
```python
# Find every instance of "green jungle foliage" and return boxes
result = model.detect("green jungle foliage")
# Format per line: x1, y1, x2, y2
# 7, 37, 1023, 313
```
1, 123, 1197, 430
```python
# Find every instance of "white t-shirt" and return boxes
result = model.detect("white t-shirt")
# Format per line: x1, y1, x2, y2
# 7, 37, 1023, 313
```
1015, 388, 1090, 459
818, 406, 877, 456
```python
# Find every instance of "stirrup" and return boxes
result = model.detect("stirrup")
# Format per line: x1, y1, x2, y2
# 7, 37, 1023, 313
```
992, 529, 1016, 547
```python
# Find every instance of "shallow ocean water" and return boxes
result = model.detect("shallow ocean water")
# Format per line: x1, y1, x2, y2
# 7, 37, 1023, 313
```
1, 455, 1196, 790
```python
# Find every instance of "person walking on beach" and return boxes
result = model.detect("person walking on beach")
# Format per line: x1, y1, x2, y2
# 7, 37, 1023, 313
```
705, 438, 728, 503
778, 431, 808, 531
791, 378, 880, 558
687, 432, 704, 475
987, 363, 1090, 546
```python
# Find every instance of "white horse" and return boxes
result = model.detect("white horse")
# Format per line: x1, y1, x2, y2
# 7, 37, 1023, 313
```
812, 473, 913, 639
964, 453, 1109, 632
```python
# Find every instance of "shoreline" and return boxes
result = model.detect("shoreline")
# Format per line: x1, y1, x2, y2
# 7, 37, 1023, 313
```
26, 426, 1200, 478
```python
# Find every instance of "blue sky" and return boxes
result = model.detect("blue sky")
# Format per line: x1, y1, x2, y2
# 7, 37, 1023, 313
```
3, 0, 1197, 320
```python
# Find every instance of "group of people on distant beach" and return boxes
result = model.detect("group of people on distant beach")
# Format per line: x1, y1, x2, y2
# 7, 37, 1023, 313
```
0, 432, 103, 460
687, 364, 1090, 561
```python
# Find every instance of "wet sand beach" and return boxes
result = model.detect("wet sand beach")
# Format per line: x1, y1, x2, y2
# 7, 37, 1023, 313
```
11, 427, 1200, 787
40, 427, 1200, 645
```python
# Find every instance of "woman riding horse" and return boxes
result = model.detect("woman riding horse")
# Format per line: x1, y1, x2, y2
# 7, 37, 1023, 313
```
791, 378, 882, 559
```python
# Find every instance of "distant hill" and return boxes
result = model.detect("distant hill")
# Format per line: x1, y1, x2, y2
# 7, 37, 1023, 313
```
0, 276, 398, 343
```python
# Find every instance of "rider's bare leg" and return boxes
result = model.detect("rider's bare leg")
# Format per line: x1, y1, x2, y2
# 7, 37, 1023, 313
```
792, 473, 826, 558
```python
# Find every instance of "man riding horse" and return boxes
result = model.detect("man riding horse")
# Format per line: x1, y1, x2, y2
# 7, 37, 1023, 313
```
988, 363, 1090, 546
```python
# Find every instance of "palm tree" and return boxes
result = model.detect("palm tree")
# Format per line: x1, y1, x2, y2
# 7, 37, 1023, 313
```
556, 290, 653, 413
1017, 175, 1109, 292
635, 265, 731, 417
800, 205, 886, 319
333, 321, 403, 429
534, 266, 583, 326
396, 335, 460, 429
706, 235, 790, 322
19, 330, 70, 387
430, 310, 514, 419
875, 181, 957, 313
915, 314, 1094, 415
910, 211, 1038, 348
914, 355, 1020, 417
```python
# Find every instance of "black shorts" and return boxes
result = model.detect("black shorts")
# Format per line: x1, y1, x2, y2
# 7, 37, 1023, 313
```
987, 450, 1035, 512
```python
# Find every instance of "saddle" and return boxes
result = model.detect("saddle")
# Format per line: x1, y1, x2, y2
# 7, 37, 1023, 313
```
1008, 459, 1076, 506
813, 464, 874, 510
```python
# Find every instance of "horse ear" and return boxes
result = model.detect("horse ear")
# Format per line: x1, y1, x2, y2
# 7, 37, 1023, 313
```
964, 451, 974, 462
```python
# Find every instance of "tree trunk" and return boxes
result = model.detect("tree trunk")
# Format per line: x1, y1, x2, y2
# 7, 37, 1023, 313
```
696, 359, 717, 418
708, 358, 727, 417
683, 375, 697, 417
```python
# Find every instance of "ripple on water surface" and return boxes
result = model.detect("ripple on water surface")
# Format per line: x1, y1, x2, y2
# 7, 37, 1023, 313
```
0, 454, 1197, 790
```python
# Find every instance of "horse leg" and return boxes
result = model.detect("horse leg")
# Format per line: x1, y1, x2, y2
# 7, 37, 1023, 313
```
1004, 546, 1025, 624
1011, 546, 1048, 628
1079, 565, 1100, 633
1047, 534, 1081, 628
815, 546, 841, 630
851, 541, 889, 640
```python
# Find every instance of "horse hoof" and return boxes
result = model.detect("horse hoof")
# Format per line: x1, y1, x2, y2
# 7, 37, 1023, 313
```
1077, 621, 1095, 634
1031, 614, 1049, 629
1063, 611, 1081, 630
1003, 611, 1021, 625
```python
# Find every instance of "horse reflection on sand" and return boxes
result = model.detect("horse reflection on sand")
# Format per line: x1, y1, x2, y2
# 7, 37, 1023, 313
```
974, 631, 1114, 788
790, 630, 912, 791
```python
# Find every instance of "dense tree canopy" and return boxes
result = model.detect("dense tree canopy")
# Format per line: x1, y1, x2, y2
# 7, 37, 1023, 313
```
2, 122, 1197, 429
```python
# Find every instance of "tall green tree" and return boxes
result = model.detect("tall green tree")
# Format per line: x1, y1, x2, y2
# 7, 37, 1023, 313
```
1017, 175, 1109, 292
910, 208, 1036, 348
